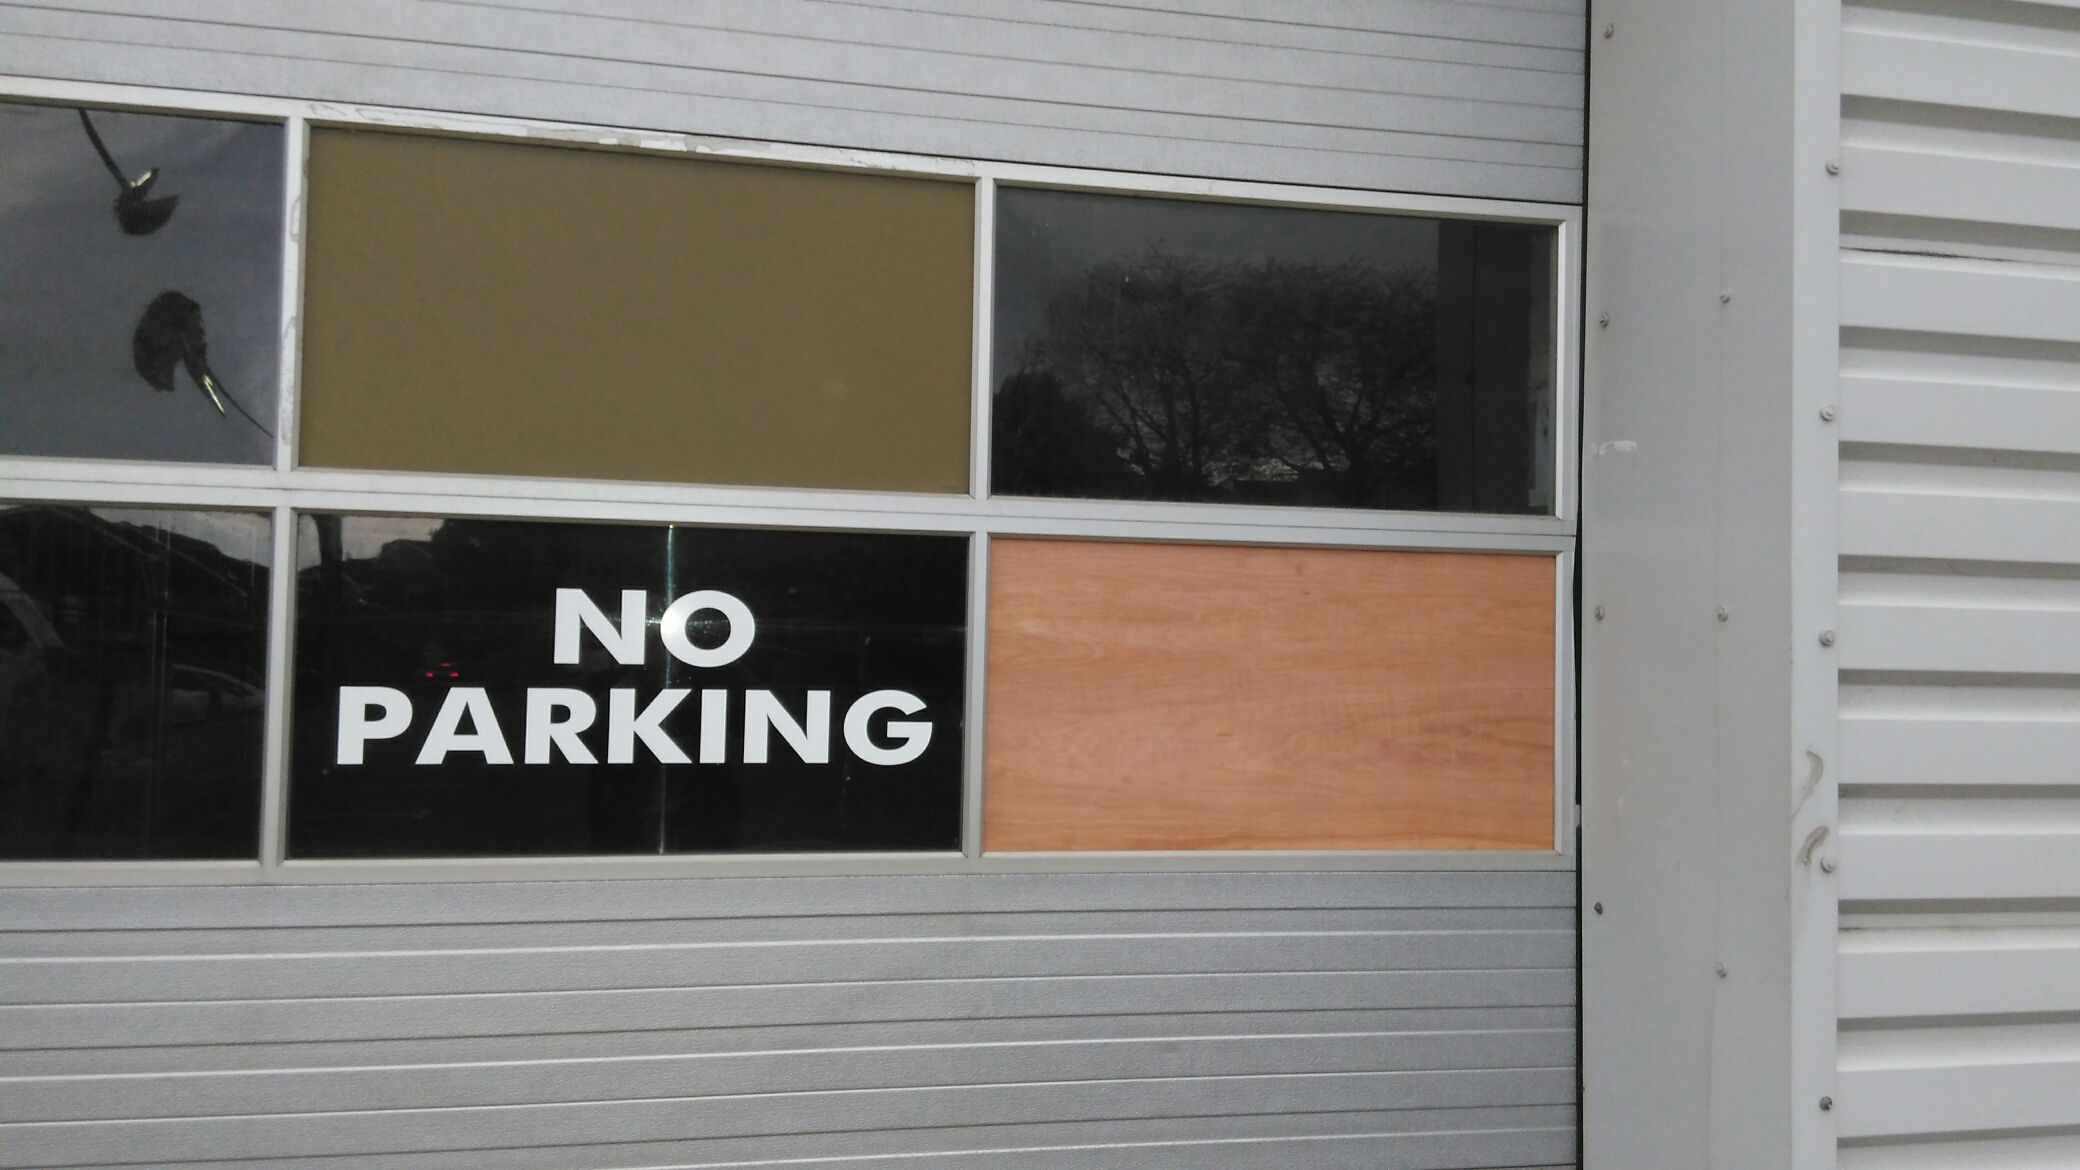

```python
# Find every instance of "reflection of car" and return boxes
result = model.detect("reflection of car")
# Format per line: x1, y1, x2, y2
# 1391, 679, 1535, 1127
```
0, 571, 63, 650
163, 664, 265, 726
0, 570, 63, 708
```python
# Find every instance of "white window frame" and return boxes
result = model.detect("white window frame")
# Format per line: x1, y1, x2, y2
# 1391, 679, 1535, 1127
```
0, 75, 1581, 885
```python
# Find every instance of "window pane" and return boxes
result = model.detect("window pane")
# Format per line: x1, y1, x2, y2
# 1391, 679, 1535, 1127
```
0, 102, 283, 464
290, 516, 967, 858
298, 129, 973, 493
984, 539, 1555, 851
992, 188, 1556, 514
0, 505, 271, 859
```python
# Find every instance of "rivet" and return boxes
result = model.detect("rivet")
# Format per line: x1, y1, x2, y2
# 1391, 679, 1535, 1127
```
1719, 289, 1733, 304
1819, 1096, 1834, 1112
1594, 605, 1606, 620
1716, 606, 1730, 622
1819, 630, 1837, 647
1715, 962, 1728, 978
1819, 404, 1838, 422
1820, 856, 1837, 874
1825, 158, 1841, 175
1603, 22, 1615, 38
1598, 311, 1611, 328
1593, 902, 1604, 915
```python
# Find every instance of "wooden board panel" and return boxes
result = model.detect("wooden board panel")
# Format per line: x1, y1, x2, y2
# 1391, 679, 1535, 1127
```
984, 540, 1556, 851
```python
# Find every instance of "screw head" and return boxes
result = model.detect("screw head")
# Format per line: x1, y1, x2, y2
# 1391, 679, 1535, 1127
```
1820, 630, 1837, 647
1715, 962, 1728, 977
1820, 856, 1837, 874
1716, 606, 1730, 622
1603, 21, 1615, 37
1820, 1096, 1834, 1112
1719, 289, 1733, 304
1820, 404, 1838, 422
1594, 605, 1606, 620
1598, 311, 1611, 328
1593, 902, 1604, 915
1825, 158, 1841, 175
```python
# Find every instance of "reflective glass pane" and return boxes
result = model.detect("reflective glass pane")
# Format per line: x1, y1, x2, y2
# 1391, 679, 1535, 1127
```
290, 516, 967, 858
0, 505, 271, 859
992, 188, 1556, 514
0, 102, 284, 463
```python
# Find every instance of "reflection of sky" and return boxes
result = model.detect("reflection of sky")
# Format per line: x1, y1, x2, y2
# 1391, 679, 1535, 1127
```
295, 514, 442, 569
0, 102, 282, 463
97, 507, 269, 566
991, 187, 1438, 386
0, 502, 268, 566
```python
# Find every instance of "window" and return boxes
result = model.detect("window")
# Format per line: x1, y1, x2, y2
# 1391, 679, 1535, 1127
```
290, 515, 966, 857
0, 101, 283, 464
992, 187, 1556, 513
0, 504, 271, 859
0, 89, 1575, 877
297, 129, 974, 493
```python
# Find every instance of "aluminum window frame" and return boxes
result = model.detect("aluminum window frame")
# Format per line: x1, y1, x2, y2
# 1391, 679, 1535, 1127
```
0, 75, 1581, 885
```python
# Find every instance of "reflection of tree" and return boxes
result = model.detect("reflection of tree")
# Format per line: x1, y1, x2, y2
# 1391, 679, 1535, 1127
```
990, 369, 1127, 498
1025, 251, 1252, 496
1003, 248, 1439, 509
1228, 260, 1436, 506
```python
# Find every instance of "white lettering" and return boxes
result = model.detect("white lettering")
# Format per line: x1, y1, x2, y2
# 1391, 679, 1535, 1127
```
415, 687, 513, 765
337, 686, 413, 765
843, 690, 932, 766
744, 689, 830, 764
524, 688, 598, 764
607, 688, 690, 764
698, 688, 728, 764
659, 590, 756, 668
553, 588, 646, 666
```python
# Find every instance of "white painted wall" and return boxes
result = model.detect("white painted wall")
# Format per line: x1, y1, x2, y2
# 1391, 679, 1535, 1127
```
1834, 0, 2080, 1164
1581, 0, 1841, 1163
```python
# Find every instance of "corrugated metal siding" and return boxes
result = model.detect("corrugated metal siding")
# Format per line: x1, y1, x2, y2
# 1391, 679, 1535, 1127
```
0, 871, 1576, 1168
0, 7, 1583, 1165
1836, 0, 2080, 1163
0, 0, 1584, 202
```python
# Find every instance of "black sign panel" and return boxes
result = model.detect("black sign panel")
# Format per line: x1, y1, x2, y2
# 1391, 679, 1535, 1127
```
289, 516, 967, 857
0, 504, 270, 860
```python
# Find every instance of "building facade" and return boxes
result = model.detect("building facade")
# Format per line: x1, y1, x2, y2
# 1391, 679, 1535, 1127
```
0, 2, 2071, 1168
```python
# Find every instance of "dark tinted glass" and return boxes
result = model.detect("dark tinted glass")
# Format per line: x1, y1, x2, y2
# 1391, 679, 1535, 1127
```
993, 188, 1556, 514
290, 516, 967, 858
0, 102, 284, 463
0, 505, 270, 859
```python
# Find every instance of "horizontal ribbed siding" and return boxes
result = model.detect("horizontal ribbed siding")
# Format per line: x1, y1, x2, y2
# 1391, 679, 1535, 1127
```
0, 0, 1584, 201
0, 871, 1577, 1168
1836, 0, 2080, 1163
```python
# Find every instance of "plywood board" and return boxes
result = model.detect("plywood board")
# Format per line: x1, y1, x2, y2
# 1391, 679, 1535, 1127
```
984, 539, 1556, 852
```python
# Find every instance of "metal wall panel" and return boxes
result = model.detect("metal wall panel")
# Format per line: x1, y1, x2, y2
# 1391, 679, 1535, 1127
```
1836, 0, 2080, 1162
0, 6, 1583, 1165
0, 0, 1584, 202
0, 871, 1576, 1167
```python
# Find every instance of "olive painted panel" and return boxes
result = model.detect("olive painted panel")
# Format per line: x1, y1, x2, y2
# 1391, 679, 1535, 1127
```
298, 129, 972, 492
984, 539, 1555, 852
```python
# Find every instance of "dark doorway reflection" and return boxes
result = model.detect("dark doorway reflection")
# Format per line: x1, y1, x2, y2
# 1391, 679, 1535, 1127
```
0, 102, 283, 463
289, 516, 967, 858
0, 505, 270, 859
992, 188, 1556, 514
